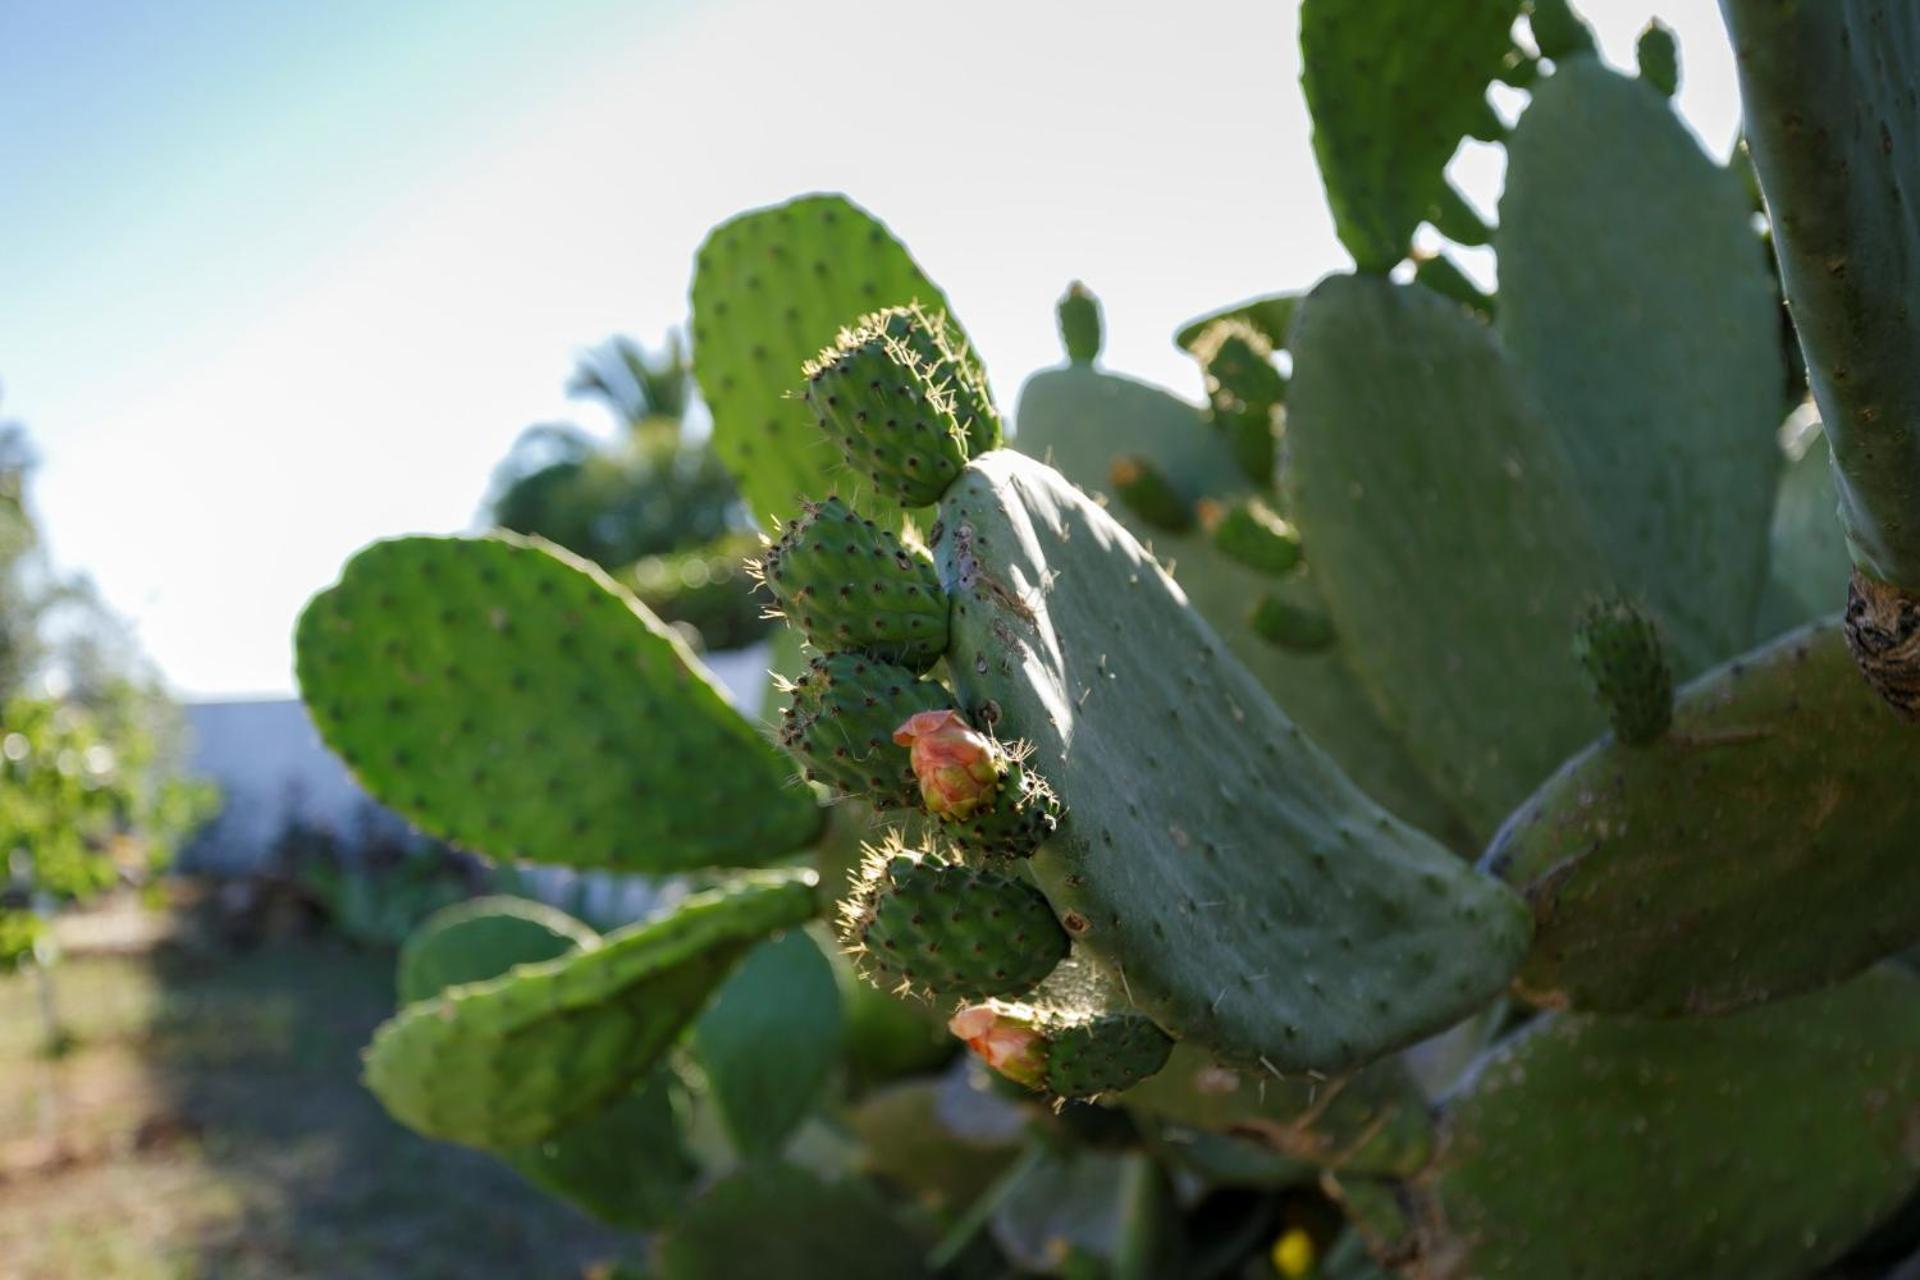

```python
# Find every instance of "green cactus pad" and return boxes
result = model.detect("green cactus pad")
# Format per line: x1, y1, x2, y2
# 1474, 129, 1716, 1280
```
1754, 422, 1849, 637
936, 449, 1529, 1072
1497, 56, 1782, 672
362, 869, 817, 1151
690, 193, 976, 529
1013, 363, 1463, 843
296, 534, 822, 871
1201, 498, 1301, 578
777, 652, 955, 806
1300, 0, 1522, 271
1412, 252, 1493, 316
757, 497, 949, 671
1119, 1044, 1433, 1179
1635, 19, 1678, 96
1526, 0, 1594, 58
1057, 281, 1103, 365
1426, 182, 1492, 246
803, 307, 981, 509
397, 895, 597, 1006
654, 1163, 926, 1280
1487, 620, 1920, 1016
1408, 967, 1920, 1279
1286, 274, 1613, 836
1190, 320, 1284, 487
1570, 597, 1672, 746
1173, 293, 1300, 353
842, 843, 1068, 1001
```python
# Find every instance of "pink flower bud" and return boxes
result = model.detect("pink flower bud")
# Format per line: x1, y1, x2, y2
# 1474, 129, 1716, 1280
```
892, 709, 1001, 820
949, 1005, 1047, 1089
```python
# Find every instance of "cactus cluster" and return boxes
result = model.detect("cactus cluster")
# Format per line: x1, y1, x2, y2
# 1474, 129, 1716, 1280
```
286, 0, 1920, 1273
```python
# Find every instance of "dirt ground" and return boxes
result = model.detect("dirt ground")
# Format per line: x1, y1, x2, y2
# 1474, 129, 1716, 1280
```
0, 909, 634, 1279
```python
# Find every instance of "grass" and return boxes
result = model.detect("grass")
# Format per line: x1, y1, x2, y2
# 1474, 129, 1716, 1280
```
0, 916, 635, 1280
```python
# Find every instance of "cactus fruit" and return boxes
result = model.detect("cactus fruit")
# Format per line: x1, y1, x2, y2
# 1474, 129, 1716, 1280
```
1248, 594, 1336, 654
950, 1002, 1173, 1100
938, 753, 1063, 860
1405, 967, 1920, 1280
295, 533, 822, 871
1300, 0, 1523, 271
362, 868, 817, 1151
756, 497, 949, 671
1721, 2, 1920, 715
1198, 498, 1302, 578
690, 192, 977, 528
1570, 597, 1672, 746
778, 652, 956, 806
1057, 281, 1102, 366
1488, 621, 1920, 1016
1495, 55, 1782, 672
939, 449, 1530, 1071
1107, 454, 1194, 534
841, 842, 1068, 1001
803, 307, 988, 509
1189, 320, 1283, 487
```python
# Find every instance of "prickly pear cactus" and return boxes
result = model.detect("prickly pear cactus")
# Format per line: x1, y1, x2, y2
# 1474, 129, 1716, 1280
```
296, 534, 821, 870
947, 957, 1174, 1100
1488, 620, 1920, 1016
936, 449, 1529, 1072
757, 496, 949, 671
363, 869, 816, 1150
396, 895, 597, 1005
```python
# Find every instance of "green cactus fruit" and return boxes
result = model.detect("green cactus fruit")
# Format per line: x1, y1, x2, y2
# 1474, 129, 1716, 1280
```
1287, 274, 1615, 836
1190, 320, 1284, 488
804, 307, 985, 509
1724, 2, 1920, 716
1174, 292, 1301, 353
296, 534, 823, 871
778, 652, 955, 806
756, 496, 949, 671
397, 895, 597, 1006
939, 450, 1530, 1072
1058, 281, 1103, 365
1300, 0, 1523, 271
940, 752, 1063, 860
1570, 596, 1672, 745
1412, 251, 1494, 316
1497, 55, 1782, 673
1107, 454, 1194, 533
690, 192, 978, 529
841, 842, 1068, 1001
1249, 593, 1337, 654
1488, 620, 1920, 1016
1198, 498, 1302, 578
654, 1163, 925, 1280
869, 303, 1001, 459
1407, 967, 1920, 1280
1014, 357, 1464, 844
1119, 1043, 1433, 1179
951, 1001, 1173, 1100
1526, 0, 1594, 58
362, 868, 817, 1151
1635, 19, 1678, 96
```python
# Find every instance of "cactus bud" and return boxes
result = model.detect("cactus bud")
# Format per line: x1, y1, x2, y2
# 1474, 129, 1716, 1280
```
950, 1005, 1050, 1089
1249, 594, 1337, 654
948, 1002, 1173, 1099
1057, 281, 1103, 365
893, 708, 1000, 820
1573, 596, 1673, 744
1200, 497, 1304, 577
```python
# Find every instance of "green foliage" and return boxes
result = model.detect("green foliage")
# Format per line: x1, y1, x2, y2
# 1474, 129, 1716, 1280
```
653, 1163, 927, 1280
619, 530, 772, 651
295, 533, 821, 871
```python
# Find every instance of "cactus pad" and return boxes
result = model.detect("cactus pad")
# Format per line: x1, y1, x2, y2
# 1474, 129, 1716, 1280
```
1300, 0, 1522, 271
1570, 597, 1672, 746
804, 307, 981, 509
777, 652, 955, 805
1487, 621, 1920, 1016
690, 192, 975, 528
758, 497, 949, 671
397, 895, 597, 1007
1190, 320, 1283, 487
1286, 274, 1613, 835
842, 842, 1067, 1001
654, 1163, 925, 1280
936, 449, 1529, 1072
1057, 281, 1102, 365
362, 868, 817, 1150
296, 534, 822, 870
1408, 967, 1920, 1279
1497, 55, 1782, 672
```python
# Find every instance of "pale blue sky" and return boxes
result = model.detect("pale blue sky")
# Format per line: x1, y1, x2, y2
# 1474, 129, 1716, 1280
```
0, 0, 1742, 697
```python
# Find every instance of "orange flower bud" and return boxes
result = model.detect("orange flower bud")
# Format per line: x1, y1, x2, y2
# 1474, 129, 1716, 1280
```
892, 709, 1001, 820
949, 1005, 1047, 1089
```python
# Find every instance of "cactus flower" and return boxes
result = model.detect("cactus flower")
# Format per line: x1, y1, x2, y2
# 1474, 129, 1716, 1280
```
892, 709, 1000, 820
949, 1005, 1046, 1090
